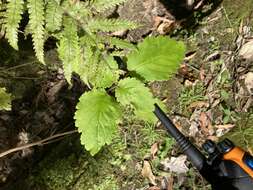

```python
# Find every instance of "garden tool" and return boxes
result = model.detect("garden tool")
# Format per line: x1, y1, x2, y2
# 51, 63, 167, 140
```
154, 104, 253, 190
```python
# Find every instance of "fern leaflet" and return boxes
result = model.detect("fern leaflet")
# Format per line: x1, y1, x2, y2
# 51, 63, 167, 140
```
58, 17, 81, 84
45, 0, 63, 32
103, 36, 136, 50
87, 18, 137, 32
27, 0, 45, 63
92, 0, 127, 12
5, 0, 24, 50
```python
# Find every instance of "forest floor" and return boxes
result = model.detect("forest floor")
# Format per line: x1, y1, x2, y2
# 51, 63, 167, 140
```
0, 0, 253, 190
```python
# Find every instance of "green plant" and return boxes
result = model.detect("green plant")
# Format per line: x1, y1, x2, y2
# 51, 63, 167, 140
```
178, 82, 207, 114
0, 87, 11, 110
1, 0, 186, 155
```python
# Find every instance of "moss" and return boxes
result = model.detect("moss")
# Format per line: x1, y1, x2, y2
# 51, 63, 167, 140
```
21, 118, 173, 190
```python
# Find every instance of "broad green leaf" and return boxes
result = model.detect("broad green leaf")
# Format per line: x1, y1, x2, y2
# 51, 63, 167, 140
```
74, 89, 122, 155
115, 78, 157, 122
0, 88, 11, 110
127, 36, 186, 81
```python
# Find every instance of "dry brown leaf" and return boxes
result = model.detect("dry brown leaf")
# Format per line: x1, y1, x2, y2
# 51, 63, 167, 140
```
215, 124, 235, 129
199, 67, 205, 80
194, 0, 204, 10
184, 51, 197, 61
189, 101, 209, 109
147, 186, 161, 190
150, 142, 159, 159
141, 160, 157, 185
157, 19, 176, 35
111, 29, 128, 37
184, 80, 194, 87
205, 51, 220, 61
239, 40, 253, 61
199, 112, 210, 134
161, 155, 189, 174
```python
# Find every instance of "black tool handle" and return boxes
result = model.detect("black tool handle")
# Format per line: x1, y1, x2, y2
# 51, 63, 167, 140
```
153, 104, 205, 171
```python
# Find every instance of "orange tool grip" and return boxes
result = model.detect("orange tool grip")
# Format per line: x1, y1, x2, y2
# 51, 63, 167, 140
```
223, 147, 253, 178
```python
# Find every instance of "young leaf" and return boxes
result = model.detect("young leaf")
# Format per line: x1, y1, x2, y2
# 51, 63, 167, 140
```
27, 0, 45, 63
115, 78, 157, 122
45, 0, 63, 32
0, 88, 11, 110
74, 89, 122, 155
90, 56, 119, 88
76, 47, 119, 88
5, 0, 24, 50
58, 17, 81, 84
127, 36, 186, 81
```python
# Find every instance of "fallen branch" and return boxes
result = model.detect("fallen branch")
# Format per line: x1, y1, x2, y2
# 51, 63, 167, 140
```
0, 129, 78, 158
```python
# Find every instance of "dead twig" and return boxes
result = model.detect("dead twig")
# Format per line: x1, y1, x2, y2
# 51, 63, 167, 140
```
0, 129, 78, 158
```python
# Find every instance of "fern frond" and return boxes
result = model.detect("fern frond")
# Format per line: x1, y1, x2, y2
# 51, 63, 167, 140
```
0, 3, 6, 35
103, 36, 136, 50
64, 1, 91, 21
87, 18, 137, 32
92, 0, 127, 12
79, 34, 97, 47
27, 0, 45, 63
57, 17, 81, 84
45, 0, 63, 32
5, 0, 24, 50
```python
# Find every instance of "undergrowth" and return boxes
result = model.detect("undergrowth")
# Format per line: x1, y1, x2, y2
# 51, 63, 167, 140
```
0, 0, 186, 155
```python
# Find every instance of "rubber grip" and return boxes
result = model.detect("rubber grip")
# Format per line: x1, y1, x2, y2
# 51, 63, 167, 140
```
223, 147, 253, 178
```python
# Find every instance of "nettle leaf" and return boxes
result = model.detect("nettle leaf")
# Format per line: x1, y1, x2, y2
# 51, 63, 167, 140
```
0, 88, 11, 110
5, 0, 24, 50
127, 36, 186, 81
115, 78, 157, 122
74, 89, 122, 155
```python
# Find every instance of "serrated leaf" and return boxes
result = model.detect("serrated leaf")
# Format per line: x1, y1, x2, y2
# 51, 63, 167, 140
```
89, 56, 119, 88
74, 89, 122, 155
127, 36, 186, 81
5, 0, 24, 50
115, 78, 157, 122
27, 0, 45, 63
58, 17, 81, 84
0, 88, 11, 110
87, 18, 137, 32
